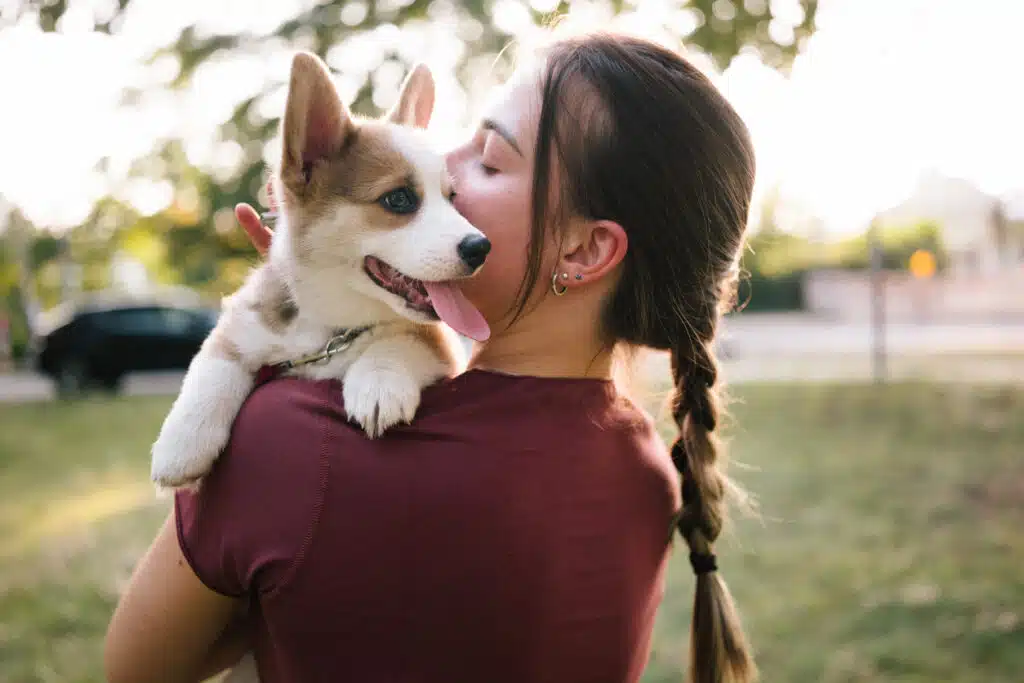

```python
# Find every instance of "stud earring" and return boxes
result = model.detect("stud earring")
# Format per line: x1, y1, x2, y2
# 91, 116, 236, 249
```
575, 273, 583, 281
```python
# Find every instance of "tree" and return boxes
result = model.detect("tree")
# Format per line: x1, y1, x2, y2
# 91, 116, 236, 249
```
7, 0, 818, 294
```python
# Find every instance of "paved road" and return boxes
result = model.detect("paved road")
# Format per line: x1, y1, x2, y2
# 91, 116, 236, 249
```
0, 371, 187, 403
3, 316, 1022, 402
717, 315, 1024, 355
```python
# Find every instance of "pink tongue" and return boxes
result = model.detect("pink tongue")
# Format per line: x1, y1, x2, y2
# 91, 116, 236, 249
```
423, 281, 490, 342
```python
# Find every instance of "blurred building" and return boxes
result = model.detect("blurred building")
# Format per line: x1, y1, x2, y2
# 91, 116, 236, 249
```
805, 171, 1024, 322
875, 171, 1024, 275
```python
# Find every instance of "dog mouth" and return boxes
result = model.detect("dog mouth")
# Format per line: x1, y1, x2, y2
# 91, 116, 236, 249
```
363, 256, 438, 318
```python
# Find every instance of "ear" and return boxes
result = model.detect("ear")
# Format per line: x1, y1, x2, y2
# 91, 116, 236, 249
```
557, 219, 629, 290
281, 52, 352, 189
387, 63, 435, 129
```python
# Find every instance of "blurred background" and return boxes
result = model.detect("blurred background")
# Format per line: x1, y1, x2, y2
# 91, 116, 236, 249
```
0, 1, 1021, 681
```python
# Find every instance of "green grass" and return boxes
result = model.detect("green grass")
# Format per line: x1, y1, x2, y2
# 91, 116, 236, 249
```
1, 384, 1022, 682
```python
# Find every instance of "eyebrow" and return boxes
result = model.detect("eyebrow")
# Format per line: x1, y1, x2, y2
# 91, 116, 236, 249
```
482, 118, 523, 157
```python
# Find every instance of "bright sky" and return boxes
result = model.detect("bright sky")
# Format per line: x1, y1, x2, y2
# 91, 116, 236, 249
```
0, 0, 1021, 235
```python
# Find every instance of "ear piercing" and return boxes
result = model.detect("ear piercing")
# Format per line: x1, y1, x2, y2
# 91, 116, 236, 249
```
552, 271, 583, 296
552, 271, 568, 296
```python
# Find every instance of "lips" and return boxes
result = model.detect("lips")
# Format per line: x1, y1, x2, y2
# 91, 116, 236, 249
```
363, 256, 437, 318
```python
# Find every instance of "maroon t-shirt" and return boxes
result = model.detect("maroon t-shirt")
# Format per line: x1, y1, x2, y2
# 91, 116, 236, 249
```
176, 368, 680, 683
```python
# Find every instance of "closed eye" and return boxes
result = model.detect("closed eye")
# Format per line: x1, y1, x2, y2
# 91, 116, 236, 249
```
480, 163, 498, 176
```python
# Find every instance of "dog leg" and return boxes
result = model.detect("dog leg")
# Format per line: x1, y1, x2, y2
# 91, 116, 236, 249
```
341, 332, 450, 438
150, 328, 255, 489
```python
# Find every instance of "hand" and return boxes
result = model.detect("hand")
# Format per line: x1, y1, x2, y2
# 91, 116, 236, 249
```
234, 203, 273, 256
235, 181, 276, 256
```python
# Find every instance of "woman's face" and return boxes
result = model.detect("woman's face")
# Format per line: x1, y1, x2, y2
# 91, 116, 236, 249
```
445, 67, 551, 328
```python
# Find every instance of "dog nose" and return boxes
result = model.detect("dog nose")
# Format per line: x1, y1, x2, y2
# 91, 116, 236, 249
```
457, 235, 491, 270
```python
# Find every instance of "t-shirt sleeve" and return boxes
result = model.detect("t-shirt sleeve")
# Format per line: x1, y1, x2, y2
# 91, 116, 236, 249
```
174, 378, 334, 597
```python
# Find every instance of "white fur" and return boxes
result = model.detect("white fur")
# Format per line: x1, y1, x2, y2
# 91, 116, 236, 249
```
149, 350, 253, 487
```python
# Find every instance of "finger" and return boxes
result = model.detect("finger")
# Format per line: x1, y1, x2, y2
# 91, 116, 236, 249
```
235, 203, 273, 255
266, 179, 279, 211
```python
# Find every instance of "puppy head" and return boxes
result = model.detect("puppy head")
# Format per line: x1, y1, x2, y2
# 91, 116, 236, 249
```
276, 53, 489, 336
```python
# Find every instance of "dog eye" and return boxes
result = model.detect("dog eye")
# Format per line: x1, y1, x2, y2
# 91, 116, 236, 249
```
379, 187, 419, 215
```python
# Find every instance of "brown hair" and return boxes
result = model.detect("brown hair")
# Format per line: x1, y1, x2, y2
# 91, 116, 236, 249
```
522, 32, 757, 682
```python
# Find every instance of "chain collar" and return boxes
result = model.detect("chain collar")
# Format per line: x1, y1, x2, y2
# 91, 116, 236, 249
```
270, 325, 372, 372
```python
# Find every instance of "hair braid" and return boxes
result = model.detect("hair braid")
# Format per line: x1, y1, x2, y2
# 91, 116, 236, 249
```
670, 336, 755, 683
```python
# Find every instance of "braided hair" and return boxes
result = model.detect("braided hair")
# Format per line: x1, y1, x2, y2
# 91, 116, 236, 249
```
669, 330, 754, 683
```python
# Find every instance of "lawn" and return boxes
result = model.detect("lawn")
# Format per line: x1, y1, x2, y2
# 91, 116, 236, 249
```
1, 383, 1021, 682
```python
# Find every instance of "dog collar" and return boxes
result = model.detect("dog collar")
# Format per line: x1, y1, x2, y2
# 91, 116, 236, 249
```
270, 325, 372, 372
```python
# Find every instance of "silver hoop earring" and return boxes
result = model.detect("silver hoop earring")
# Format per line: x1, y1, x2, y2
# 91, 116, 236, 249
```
552, 271, 568, 296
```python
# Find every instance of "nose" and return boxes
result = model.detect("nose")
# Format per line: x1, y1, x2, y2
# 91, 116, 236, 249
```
445, 140, 472, 180
457, 235, 491, 270
444, 146, 464, 177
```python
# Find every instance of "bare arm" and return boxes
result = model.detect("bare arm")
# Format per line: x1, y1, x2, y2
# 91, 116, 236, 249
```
105, 514, 245, 683
192, 611, 253, 681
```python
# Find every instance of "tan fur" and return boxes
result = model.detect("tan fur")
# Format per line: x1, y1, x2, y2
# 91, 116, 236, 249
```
283, 124, 423, 235
409, 318, 452, 353
204, 326, 242, 364
249, 264, 297, 332
386, 63, 435, 130
279, 54, 353, 198
440, 171, 455, 200
322, 126, 422, 204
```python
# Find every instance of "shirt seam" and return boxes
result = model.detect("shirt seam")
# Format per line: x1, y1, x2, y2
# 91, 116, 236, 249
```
174, 493, 246, 599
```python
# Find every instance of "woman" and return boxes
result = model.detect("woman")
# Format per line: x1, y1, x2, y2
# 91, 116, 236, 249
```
105, 30, 756, 683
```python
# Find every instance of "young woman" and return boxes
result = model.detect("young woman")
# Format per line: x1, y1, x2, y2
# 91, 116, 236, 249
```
105, 30, 757, 683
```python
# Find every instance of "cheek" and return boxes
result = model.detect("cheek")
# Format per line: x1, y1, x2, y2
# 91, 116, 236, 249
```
459, 246, 527, 323
452, 175, 529, 260
452, 180, 534, 318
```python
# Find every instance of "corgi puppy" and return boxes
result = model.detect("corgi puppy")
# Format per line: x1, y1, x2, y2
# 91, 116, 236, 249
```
150, 51, 490, 489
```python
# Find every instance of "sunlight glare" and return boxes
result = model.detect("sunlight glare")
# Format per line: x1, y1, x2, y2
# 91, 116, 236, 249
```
0, 0, 1021, 234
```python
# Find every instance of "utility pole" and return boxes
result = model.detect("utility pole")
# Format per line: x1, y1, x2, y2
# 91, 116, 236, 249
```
868, 220, 887, 383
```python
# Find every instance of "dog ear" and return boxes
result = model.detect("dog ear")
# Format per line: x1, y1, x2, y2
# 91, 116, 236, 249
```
281, 52, 352, 189
387, 63, 435, 130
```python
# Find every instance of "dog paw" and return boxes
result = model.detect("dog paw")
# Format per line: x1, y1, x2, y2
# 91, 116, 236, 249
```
342, 369, 421, 438
150, 416, 228, 489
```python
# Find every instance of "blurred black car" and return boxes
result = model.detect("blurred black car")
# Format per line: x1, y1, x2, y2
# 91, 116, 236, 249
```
34, 302, 218, 396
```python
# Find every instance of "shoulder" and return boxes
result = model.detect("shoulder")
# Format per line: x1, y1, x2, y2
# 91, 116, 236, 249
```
175, 377, 349, 595
210, 376, 345, 495
578, 392, 681, 522
207, 375, 371, 518
233, 375, 338, 444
